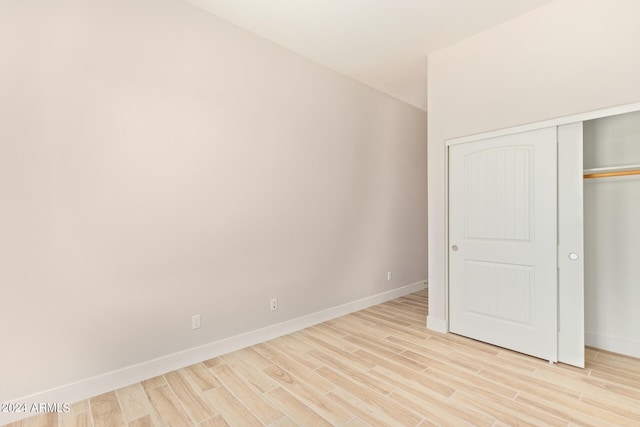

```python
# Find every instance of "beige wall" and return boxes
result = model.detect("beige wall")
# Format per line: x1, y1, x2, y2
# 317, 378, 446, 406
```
427, 0, 640, 329
0, 0, 427, 402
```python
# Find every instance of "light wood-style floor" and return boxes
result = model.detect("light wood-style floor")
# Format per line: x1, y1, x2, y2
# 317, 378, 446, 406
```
6, 290, 640, 427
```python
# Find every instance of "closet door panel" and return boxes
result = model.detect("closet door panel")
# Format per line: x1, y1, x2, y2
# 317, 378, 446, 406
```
449, 127, 558, 362
557, 122, 585, 368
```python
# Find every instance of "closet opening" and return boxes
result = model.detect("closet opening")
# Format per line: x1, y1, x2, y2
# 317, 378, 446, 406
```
583, 110, 640, 359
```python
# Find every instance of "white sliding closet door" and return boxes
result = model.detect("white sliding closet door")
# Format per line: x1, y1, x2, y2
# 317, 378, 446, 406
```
557, 122, 585, 368
449, 127, 558, 362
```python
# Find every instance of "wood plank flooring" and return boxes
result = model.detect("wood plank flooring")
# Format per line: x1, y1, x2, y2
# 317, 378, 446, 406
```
5, 290, 640, 426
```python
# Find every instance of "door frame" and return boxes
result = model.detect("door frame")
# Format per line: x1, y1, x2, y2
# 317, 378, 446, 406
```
429, 102, 640, 363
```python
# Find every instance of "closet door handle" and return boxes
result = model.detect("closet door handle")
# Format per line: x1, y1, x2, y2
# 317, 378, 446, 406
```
568, 253, 579, 260
451, 245, 459, 251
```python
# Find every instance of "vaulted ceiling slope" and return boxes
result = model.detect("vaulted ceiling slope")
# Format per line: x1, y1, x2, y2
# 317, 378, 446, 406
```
183, 0, 555, 110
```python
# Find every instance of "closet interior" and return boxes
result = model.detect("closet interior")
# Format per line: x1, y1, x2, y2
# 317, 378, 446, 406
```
583, 110, 640, 358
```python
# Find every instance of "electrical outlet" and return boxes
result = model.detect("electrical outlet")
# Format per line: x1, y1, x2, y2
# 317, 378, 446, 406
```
192, 314, 201, 330
270, 298, 278, 311
387, 272, 392, 281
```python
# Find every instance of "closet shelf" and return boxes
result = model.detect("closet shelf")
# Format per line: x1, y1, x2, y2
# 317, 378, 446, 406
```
584, 164, 640, 179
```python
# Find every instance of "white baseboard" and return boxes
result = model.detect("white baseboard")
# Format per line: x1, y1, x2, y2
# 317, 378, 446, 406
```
426, 315, 448, 333
2, 280, 427, 425
585, 331, 640, 359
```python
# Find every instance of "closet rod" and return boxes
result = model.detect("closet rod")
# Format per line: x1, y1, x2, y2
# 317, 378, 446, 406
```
584, 169, 640, 179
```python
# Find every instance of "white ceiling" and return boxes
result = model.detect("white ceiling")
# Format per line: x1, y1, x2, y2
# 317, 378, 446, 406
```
183, 0, 555, 110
